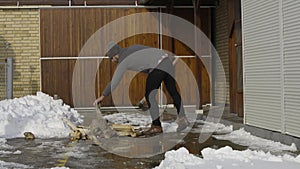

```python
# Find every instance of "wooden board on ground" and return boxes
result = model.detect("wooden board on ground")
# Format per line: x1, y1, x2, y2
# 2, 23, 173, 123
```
62, 106, 147, 141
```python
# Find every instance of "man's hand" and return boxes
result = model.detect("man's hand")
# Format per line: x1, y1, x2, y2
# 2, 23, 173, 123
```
93, 95, 105, 106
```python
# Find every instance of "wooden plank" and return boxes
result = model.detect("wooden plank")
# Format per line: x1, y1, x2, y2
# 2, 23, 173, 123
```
228, 0, 243, 116
161, 8, 211, 107
96, 59, 114, 106
176, 58, 199, 105
41, 60, 72, 106
108, 8, 159, 106
41, 60, 53, 95
40, 9, 52, 57
229, 28, 237, 114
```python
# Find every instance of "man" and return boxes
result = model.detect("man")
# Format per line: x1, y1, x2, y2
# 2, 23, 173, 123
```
94, 42, 189, 135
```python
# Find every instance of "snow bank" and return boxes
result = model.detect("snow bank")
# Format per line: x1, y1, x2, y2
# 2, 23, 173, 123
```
0, 92, 83, 138
213, 128, 297, 153
155, 147, 204, 169
155, 147, 300, 169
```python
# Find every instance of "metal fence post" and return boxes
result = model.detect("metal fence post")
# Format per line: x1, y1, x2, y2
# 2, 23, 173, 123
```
6, 57, 13, 99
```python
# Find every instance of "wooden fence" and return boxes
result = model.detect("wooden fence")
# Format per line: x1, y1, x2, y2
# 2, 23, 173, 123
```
40, 7, 211, 108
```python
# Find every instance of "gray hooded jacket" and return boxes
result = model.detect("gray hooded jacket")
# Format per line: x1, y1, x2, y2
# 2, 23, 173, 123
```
102, 45, 171, 96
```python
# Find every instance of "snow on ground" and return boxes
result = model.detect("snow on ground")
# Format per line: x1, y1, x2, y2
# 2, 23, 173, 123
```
103, 112, 298, 154
103, 112, 152, 128
103, 112, 235, 134
0, 93, 300, 168
193, 119, 234, 134
103, 112, 182, 133
155, 146, 300, 169
0, 138, 13, 150
213, 128, 297, 153
0, 92, 82, 169
153, 120, 300, 168
0, 160, 32, 169
0, 92, 83, 139
0, 138, 21, 158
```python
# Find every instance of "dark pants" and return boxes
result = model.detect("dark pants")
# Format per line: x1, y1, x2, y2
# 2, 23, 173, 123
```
145, 58, 185, 126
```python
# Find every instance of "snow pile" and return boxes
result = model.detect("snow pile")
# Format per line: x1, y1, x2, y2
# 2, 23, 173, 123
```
155, 147, 300, 169
202, 146, 298, 162
161, 122, 179, 133
155, 147, 204, 169
0, 92, 83, 138
213, 128, 297, 153
104, 112, 151, 127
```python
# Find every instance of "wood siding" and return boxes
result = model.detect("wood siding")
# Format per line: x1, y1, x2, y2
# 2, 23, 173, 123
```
40, 7, 211, 107
228, 0, 243, 116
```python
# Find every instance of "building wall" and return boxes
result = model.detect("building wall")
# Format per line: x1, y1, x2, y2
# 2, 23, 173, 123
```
215, 0, 230, 105
0, 8, 40, 98
242, 0, 300, 138
0, 7, 211, 108
39, 8, 207, 107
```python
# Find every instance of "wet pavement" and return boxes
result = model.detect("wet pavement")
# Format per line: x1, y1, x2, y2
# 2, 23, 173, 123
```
2, 131, 248, 169
1, 107, 298, 169
2, 137, 162, 169
0, 107, 251, 169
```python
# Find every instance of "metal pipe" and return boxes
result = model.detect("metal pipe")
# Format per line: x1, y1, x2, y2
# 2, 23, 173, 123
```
6, 57, 13, 99
211, 8, 216, 106
159, 9, 163, 107
0, 5, 209, 9
38, 5, 165, 9
39, 55, 195, 60
74, 105, 197, 111
40, 56, 108, 60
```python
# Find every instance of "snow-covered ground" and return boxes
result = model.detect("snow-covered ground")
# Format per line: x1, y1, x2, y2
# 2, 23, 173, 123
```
0, 92, 300, 169
0, 92, 84, 168
155, 146, 300, 169
103, 112, 180, 133
213, 128, 297, 153
0, 92, 83, 138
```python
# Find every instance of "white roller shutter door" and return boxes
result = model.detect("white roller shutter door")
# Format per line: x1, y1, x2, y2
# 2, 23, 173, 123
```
242, 0, 282, 131
283, 0, 300, 137
242, 0, 300, 137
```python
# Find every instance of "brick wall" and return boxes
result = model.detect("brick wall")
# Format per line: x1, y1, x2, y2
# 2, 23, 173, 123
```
0, 8, 40, 98
215, 0, 230, 104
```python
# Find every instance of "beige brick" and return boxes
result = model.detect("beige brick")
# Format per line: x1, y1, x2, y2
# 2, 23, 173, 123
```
5, 14, 16, 18
1, 8, 40, 98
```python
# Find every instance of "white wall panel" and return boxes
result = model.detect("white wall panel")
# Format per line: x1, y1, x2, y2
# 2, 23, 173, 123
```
242, 0, 282, 131
242, 0, 300, 138
283, 0, 300, 137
